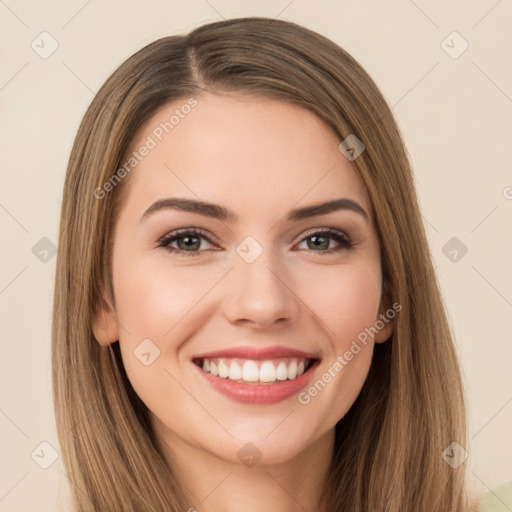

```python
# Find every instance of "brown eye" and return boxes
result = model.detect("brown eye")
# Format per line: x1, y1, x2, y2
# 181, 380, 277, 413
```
174, 234, 202, 251
297, 229, 352, 253
158, 229, 215, 257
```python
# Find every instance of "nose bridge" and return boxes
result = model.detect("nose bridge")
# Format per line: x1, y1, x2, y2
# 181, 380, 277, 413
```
221, 235, 298, 327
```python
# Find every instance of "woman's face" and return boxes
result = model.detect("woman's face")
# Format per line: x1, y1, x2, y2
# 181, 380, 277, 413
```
94, 93, 392, 465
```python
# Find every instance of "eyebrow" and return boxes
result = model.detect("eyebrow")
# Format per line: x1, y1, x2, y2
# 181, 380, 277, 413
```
140, 197, 369, 224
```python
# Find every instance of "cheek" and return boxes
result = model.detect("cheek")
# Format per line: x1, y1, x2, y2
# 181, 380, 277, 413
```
294, 261, 382, 418
112, 256, 220, 350
111, 258, 215, 418
299, 259, 382, 351
111, 256, 229, 411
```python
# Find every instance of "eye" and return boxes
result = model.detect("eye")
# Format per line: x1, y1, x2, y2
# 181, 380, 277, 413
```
157, 227, 353, 258
296, 228, 353, 254
157, 228, 216, 257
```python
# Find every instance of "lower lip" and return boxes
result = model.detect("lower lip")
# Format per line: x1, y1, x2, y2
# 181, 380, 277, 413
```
193, 360, 320, 404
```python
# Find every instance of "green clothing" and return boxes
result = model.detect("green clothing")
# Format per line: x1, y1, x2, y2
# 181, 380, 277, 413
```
479, 481, 512, 511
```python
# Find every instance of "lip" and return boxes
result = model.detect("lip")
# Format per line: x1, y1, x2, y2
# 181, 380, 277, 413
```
193, 345, 319, 361
192, 345, 321, 405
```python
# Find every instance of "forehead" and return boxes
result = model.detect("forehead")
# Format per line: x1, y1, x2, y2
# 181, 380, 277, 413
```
119, 93, 370, 222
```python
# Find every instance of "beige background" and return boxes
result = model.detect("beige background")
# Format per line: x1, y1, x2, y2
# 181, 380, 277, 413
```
1, 1, 511, 510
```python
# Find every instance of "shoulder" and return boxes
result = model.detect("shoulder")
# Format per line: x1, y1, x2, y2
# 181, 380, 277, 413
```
478, 480, 512, 512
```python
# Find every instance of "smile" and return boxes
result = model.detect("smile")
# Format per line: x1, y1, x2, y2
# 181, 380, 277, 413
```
194, 357, 314, 384
191, 345, 321, 404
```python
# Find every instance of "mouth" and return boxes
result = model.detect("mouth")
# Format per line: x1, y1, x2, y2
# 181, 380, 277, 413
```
192, 356, 319, 385
191, 348, 321, 404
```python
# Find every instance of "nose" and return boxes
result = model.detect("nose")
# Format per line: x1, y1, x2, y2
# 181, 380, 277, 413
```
221, 249, 299, 329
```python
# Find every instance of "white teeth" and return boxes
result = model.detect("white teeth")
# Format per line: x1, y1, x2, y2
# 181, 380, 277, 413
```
218, 360, 229, 378
276, 362, 288, 381
287, 360, 297, 379
228, 361, 242, 380
259, 361, 276, 382
242, 361, 260, 382
199, 357, 313, 383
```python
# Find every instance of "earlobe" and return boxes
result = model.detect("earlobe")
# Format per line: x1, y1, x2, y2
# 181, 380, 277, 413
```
374, 318, 393, 343
374, 298, 394, 344
91, 297, 120, 346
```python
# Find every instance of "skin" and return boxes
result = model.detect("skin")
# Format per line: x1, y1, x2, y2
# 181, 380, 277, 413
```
93, 92, 393, 512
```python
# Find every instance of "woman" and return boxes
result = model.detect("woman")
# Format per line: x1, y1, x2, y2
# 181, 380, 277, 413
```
52, 16, 479, 511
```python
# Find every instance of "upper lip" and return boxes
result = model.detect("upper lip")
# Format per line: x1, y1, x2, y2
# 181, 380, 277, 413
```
193, 345, 320, 361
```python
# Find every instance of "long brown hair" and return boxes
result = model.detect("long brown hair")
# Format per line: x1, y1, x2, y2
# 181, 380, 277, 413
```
52, 16, 476, 511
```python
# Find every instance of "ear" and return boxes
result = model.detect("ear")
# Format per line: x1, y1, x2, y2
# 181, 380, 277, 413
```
374, 308, 394, 343
91, 288, 119, 346
374, 281, 395, 344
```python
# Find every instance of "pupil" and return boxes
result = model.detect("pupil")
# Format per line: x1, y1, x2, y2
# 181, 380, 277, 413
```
309, 235, 329, 250
179, 236, 200, 250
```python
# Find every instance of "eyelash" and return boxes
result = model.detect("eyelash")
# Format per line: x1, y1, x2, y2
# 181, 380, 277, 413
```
157, 227, 354, 257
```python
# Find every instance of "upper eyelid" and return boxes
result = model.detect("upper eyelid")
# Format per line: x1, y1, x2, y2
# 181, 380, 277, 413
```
299, 226, 350, 240
157, 227, 213, 244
